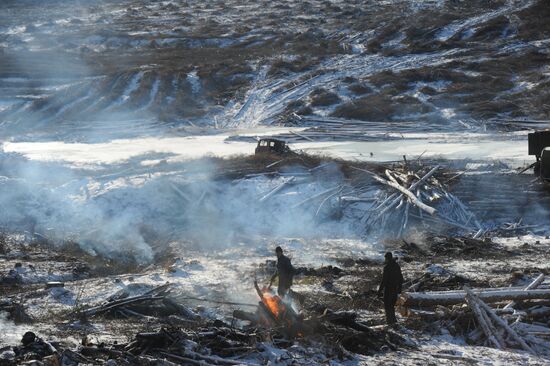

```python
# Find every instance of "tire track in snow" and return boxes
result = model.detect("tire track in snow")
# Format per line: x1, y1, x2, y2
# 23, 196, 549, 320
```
435, 0, 535, 42
224, 48, 463, 128
109, 71, 145, 109
139, 76, 160, 111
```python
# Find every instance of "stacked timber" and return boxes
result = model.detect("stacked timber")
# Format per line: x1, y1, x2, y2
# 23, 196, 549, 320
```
353, 164, 483, 238
399, 274, 550, 355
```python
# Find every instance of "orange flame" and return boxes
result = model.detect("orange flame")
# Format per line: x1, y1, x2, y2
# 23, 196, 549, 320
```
261, 289, 286, 319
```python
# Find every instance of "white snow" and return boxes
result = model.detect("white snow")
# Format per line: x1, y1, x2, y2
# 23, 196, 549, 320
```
0, 100, 17, 113
0, 313, 34, 346
187, 70, 201, 95
2, 129, 531, 168
435, 0, 534, 42
111, 71, 145, 107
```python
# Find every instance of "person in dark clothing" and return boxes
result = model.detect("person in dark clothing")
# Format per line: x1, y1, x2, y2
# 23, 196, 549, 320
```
377, 252, 404, 325
269, 246, 294, 297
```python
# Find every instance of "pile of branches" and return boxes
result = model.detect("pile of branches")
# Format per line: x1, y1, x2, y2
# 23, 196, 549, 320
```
353, 163, 482, 238
1, 281, 414, 366
399, 274, 550, 355
1, 283, 261, 365
305, 309, 415, 356
2, 320, 411, 366
233, 282, 414, 356
77, 283, 198, 321
2, 327, 260, 366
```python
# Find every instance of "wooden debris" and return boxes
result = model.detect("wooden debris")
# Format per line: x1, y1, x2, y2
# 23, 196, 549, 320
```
259, 176, 295, 202
81, 283, 172, 317
503, 274, 545, 311
465, 287, 536, 355
371, 171, 436, 215
464, 288, 503, 349
400, 288, 550, 307
351, 163, 481, 238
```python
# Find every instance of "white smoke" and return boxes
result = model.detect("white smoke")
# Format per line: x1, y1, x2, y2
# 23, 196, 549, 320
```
0, 312, 32, 347
0, 152, 360, 263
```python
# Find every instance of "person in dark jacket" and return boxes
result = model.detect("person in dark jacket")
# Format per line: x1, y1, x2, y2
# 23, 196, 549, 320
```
269, 246, 294, 297
377, 252, 404, 325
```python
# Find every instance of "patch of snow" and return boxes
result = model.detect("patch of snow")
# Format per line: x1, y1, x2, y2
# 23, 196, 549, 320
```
111, 71, 144, 107
0, 100, 18, 113
4, 25, 26, 35
0, 312, 33, 346
2, 129, 532, 169
435, 0, 534, 42
187, 71, 201, 95
441, 108, 456, 119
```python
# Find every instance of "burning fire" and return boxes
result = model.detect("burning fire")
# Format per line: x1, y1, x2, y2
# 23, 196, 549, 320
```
253, 281, 304, 337
261, 289, 287, 319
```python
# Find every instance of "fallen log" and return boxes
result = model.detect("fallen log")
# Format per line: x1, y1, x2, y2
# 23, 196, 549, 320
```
62, 349, 95, 364
83, 295, 166, 317
233, 309, 258, 323
466, 287, 536, 354
292, 186, 341, 208
465, 291, 503, 349
400, 288, 550, 307
81, 284, 171, 317
503, 274, 545, 311
340, 196, 376, 203
162, 298, 199, 319
119, 308, 155, 320
80, 346, 135, 361
512, 322, 550, 336
525, 306, 550, 319
176, 295, 257, 307
407, 286, 527, 295
481, 307, 506, 349
319, 309, 375, 336
259, 177, 295, 202
367, 170, 437, 215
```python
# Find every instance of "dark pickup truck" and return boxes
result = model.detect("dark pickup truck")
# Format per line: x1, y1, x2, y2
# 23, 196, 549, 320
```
255, 138, 291, 155
528, 130, 550, 182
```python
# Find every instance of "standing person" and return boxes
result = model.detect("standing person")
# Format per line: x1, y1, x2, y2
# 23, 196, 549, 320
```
377, 252, 404, 325
269, 246, 294, 297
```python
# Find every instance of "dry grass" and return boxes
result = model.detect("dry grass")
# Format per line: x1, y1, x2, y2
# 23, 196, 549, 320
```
309, 88, 341, 107
1, 0, 548, 128
347, 83, 372, 96
268, 56, 319, 78
0, 232, 6, 254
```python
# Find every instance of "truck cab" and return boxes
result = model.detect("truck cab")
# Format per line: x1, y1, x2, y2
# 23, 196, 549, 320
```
255, 138, 290, 155
528, 130, 550, 182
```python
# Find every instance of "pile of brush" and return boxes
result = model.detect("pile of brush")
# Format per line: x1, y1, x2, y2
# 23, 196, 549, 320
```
352, 162, 483, 238
399, 274, 550, 356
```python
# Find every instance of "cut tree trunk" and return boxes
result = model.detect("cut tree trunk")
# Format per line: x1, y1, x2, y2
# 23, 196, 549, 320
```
503, 274, 545, 311
400, 288, 550, 307
466, 287, 536, 355
465, 291, 503, 349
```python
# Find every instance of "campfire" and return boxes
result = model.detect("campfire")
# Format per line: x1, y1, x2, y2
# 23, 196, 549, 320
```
253, 280, 302, 337
261, 290, 286, 320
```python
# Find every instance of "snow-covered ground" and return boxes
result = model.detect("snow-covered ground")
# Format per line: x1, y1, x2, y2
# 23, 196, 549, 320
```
1, 0, 549, 363
2, 129, 531, 168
